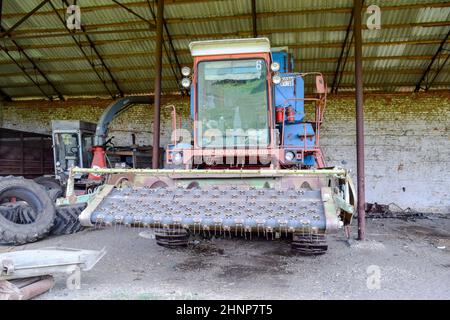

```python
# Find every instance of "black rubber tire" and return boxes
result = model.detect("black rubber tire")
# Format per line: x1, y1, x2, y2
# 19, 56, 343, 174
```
47, 188, 63, 202
50, 203, 86, 236
155, 228, 189, 248
34, 176, 63, 194
0, 176, 55, 245
291, 233, 328, 255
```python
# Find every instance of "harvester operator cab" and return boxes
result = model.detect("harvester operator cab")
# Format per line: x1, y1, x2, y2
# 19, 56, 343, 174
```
167, 38, 327, 169
51, 120, 96, 183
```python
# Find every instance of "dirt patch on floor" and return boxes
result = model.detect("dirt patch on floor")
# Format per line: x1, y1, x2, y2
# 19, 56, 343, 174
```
397, 225, 450, 239
174, 258, 213, 272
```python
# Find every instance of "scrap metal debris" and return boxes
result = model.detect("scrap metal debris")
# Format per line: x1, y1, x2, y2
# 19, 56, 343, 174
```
0, 247, 106, 298
365, 202, 427, 221
0, 276, 55, 300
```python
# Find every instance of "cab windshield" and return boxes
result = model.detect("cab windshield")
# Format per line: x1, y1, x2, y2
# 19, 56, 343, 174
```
197, 59, 269, 148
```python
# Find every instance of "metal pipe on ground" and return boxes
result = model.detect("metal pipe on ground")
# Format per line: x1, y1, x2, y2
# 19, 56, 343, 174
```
353, 0, 366, 240
152, 0, 164, 169
0, 276, 55, 300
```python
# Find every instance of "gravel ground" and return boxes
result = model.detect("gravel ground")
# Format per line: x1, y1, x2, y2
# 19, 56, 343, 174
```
1, 217, 449, 300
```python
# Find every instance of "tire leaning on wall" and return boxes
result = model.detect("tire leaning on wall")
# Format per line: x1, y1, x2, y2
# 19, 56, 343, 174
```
0, 176, 55, 244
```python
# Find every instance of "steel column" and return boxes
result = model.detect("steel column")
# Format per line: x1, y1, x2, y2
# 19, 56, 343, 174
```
251, 0, 257, 38
152, 0, 164, 169
354, 0, 365, 240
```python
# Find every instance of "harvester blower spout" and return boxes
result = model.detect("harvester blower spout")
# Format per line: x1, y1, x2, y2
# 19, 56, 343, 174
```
87, 96, 154, 180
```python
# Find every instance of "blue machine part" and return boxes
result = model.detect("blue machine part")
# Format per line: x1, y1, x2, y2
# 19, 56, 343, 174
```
274, 75, 305, 122
271, 50, 294, 73
271, 50, 317, 165
272, 46, 305, 122
283, 123, 316, 148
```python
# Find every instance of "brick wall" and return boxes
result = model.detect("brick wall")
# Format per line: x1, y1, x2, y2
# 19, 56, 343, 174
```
0, 96, 190, 147
320, 93, 449, 214
1, 93, 449, 213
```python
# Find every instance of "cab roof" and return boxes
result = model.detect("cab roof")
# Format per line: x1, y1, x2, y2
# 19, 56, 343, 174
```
189, 38, 271, 57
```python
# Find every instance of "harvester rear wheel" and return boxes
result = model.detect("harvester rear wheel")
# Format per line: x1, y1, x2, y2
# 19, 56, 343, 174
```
291, 233, 328, 255
154, 228, 189, 248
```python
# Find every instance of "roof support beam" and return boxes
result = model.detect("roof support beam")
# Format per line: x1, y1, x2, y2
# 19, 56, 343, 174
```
111, 0, 155, 29
332, 0, 365, 94
0, 0, 51, 38
49, 1, 117, 99
3, 1, 449, 21
0, 0, 11, 101
2, 30, 442, 54
251, 0, 257, 38
0, 0, 62, 100
0, 32, 64, 99
331, 6, 354, 93
60, 0, 123, 97
5, 20, 448, 40
0, 42, 60, 100
414, 29, 450, 92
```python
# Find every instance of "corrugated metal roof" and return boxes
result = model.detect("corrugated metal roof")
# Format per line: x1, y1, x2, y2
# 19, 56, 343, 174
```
0, 0, 449, 99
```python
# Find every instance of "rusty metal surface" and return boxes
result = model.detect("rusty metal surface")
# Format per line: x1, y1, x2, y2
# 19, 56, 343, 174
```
152, 0, 164, 169
0, 276, 54, 300
354, 0, 366, 240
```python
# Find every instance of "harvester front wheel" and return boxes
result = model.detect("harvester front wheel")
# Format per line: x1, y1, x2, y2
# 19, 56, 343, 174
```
154, 228, 189, 248
291, 233, 328, 255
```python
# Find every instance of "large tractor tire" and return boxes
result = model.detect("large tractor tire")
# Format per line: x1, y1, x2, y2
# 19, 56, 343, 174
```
51, 203, 86, 236
0, 176, 55, 245
33, 176, 64, 196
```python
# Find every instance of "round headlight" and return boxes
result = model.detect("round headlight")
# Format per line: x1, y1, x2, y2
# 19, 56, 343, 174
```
181, 66, 191, 77
271, 62, 280, 72
272, 75, 282, 85
285, 151, 295, 162
181, 78, 191, 88
173, 152, 183, 165
55, 161, 61, 167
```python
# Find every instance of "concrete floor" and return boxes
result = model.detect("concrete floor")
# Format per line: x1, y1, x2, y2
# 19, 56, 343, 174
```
1, 217, 450, 300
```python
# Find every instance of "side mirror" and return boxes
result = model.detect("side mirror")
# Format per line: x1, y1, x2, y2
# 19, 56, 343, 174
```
316, 75, 326, 94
